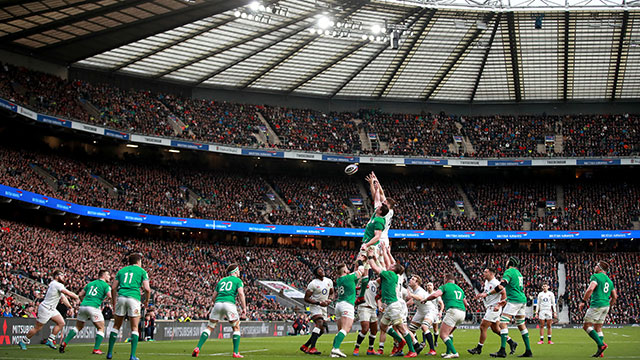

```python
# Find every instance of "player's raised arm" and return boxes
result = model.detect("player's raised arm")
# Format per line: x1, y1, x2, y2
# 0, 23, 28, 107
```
237, 287, 247, 318
381, 243, 395, 268
366, 172, 382, 208
425, 289, 443, 301
367, 248, 382, 274
142, 278, 151, 307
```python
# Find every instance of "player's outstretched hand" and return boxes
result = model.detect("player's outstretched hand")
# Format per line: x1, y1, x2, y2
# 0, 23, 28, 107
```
475, 292, 487, 299
578, 302, 585, 312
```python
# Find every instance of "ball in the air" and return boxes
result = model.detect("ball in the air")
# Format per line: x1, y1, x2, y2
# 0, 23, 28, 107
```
344, 164, 359, 175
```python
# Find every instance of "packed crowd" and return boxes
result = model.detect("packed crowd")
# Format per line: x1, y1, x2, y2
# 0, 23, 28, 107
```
565, 252, 640, 324
2, 63, 640, 157
2, 145, 639, 230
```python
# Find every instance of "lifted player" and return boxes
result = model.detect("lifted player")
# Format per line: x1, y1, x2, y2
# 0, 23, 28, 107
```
425, 274, 469, 359
60, 270, 112, 355
300, 266, 334, 355
366, 172, 395, 270
468, 267, 517, 356
367, 247, 417, 358
107, 253, 151, 360
480, 256, 532, 358
579, 260, 617, 358
331, 262, 365, 358
536, 283, 556, 345
193, 263, 247, 358
18, 270, 80, 350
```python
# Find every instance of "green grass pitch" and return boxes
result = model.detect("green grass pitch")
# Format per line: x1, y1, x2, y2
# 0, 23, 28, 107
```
1, 327, 638, 359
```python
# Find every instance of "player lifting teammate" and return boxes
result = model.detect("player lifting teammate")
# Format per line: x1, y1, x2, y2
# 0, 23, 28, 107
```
425, 274, 468, 359
353, 271, 381, 356
60, 270, 112, 355
300, 266, 334, 355
330, 261, 365, 358
535, 283, 556, 344
579, 260, 617, 358
107, 253, 151, 360
479, 256, 532, 358
193, 263, 247, 358
18, 270, 80, 350
468, 267, 517, 356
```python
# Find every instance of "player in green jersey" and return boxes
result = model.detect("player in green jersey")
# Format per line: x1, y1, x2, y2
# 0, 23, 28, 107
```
367, 246, 417, 358
359, 204, 388, 259
107, 253, 151, 360
479, 256, 531, 358
330, 261, 365, 358
579, 260, 617, 358
193, 263, 247, 358
60, 270, 112, 355
426, 273, 469, 359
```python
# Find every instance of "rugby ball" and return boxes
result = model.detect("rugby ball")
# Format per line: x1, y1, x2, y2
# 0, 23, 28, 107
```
344, 164, 359, 175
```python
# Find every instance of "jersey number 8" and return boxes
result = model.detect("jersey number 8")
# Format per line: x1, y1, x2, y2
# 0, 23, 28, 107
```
603, 283, 609, 293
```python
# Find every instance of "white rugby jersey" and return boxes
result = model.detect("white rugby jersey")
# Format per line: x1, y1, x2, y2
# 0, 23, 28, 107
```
364, 280, 378, 308
537, 291, 556, 312
483, 278, 502, 308
410, 286, 430, 313
380, 209, 394, 242
425, 290, 440, 312
307, 277, 333, 304
41, 280, 66, 310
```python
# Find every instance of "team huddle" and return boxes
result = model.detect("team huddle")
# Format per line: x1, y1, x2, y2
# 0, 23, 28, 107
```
14, 172, 618, 359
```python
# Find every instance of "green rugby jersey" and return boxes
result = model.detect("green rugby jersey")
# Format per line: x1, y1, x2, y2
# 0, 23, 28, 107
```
215, 276, 244, 304
439, 282, 466, 311
336, 273, 358, 305
80, 279, 111, 308
502, 267, 526, 304
380, 270, 399, 305
116, 265, 149, 301
362, 216, 385, 245
589, 272, 614, 308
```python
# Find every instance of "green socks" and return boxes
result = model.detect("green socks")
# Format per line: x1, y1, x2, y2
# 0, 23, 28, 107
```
232, 332, 241, 354
500, 329, 508, 350
94, 331, 104, 350
387, 328, 404, 343
589, 330, 604, 347
130, 332, 139, 358
445, 337, 457, 354
197, 330, 210, 349
107, 330, 118, 356
333, 330, 347, 349
521, 329, 531, 351
63, 328, 77, 344
403, 333, 415, 353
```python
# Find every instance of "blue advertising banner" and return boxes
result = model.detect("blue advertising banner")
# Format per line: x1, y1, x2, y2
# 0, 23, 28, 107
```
487, 160, 532, 166
405, 158, 448, 166
104, 129, 130, 140
170, 140, 208, 151
321, 155, 359, 163
37, 114, 72, 128
241, 149, 284, 157
0, 98, 18, 112
1, 184, 639, 240
576, 159, 621, 166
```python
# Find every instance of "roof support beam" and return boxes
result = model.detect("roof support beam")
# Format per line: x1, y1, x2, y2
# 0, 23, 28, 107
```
610, 11, 630, 101
470, 13, 502, 102
422, 12, 495, 100
373, 8, 435, 98
562, 11, 570, 101
239, 1, 367, 89
286, 41, 369, 93
111, 16, 237, 72
0, 0, 151, 43
153, 11, 321, 79
505, 12, 522, 101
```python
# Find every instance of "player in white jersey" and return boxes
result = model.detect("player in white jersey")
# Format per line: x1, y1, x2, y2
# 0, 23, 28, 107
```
468, 268, 517, 356
535, 284, 557, 344
407, 275, 440, 356
424, 282, 445, 348
353, 277, 381, 356
18, 270, 80, 350
365, 172, 396, 270
300, 266, 334, 355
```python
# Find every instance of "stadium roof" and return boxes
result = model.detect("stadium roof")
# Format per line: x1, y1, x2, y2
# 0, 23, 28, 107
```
1, 0, 640, 102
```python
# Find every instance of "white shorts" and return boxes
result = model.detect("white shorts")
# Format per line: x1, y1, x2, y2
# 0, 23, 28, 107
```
358, 306, 378, 323
77, 306, 104, 323
502, 302, 526, 317
434, 312, 442, 324
336, 301, 355, 320
400, 300, 408, 322
209, 302, 239, 323
442, 308, 466, 328
483, 307, 501, 323
37, 304, 61, 325
115, 296, 141, 318
412, 309, 431, 326
381, 301, 404, 326
539, 310, 553, 321
584, 306, 609, 324
309, 305, 328, 319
